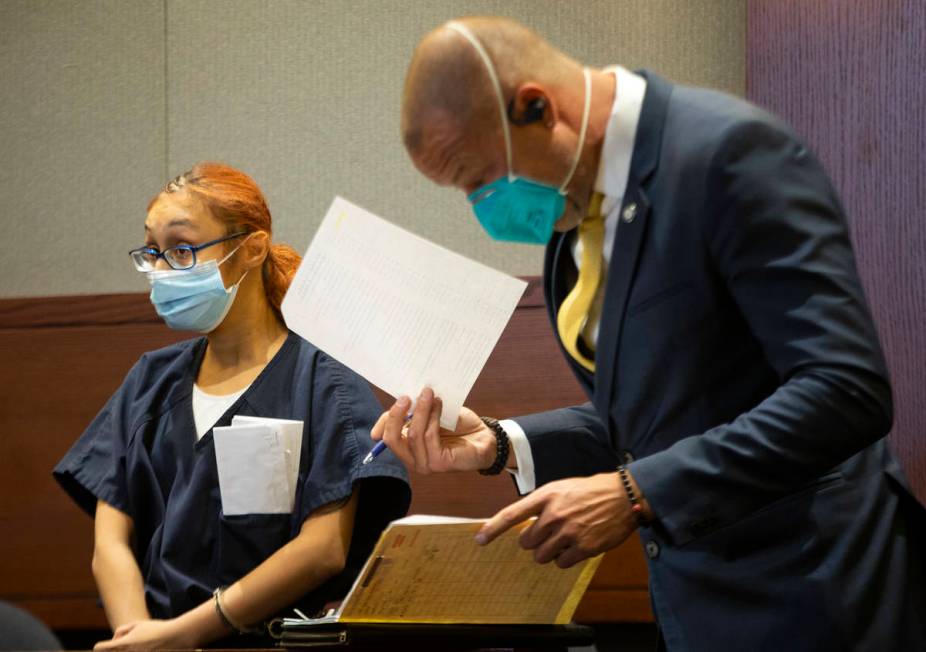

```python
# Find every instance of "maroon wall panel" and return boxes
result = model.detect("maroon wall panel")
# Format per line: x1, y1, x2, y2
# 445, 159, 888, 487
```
747, 0, 926, 500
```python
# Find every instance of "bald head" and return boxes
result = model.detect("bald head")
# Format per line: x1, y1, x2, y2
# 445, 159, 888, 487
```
401, 16, 579, 157
402, 17, 613, 234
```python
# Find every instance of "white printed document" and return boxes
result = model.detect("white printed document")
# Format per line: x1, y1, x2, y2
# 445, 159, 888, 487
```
213, 418, 304, 515
281, 197, 526, 429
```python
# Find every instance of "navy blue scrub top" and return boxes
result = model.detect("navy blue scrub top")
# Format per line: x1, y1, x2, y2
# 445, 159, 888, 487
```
53, 331, 410, 619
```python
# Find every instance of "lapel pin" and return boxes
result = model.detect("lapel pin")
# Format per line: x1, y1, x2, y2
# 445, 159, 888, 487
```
622, 202, 638, 223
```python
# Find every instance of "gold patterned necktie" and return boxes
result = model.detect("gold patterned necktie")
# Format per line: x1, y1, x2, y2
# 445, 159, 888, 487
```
557, 192, 606, 372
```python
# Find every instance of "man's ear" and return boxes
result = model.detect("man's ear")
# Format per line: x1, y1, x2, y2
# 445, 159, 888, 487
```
241, 230, 271, 270
508, 84, 558, 129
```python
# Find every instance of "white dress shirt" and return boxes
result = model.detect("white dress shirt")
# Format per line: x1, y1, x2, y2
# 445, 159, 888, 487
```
503, 66, 647, 494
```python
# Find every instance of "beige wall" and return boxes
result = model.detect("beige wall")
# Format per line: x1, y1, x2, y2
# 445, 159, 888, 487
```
0, 0, 744, 298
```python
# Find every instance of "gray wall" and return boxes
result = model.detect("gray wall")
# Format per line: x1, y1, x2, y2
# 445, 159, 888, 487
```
0, 0, 745, 298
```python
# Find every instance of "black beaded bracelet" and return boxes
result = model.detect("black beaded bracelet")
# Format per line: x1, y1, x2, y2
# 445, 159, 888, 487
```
478, 417, 510, 475
617, 465, 646, 526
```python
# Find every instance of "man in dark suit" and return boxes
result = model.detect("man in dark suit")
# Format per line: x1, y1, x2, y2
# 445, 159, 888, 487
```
373, 16, 926, 650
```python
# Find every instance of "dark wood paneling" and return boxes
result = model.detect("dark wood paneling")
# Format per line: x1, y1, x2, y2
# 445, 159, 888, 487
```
0, 283, 651, 629
0, 293, 162, 329
0, 325, 183, 595
0, 323, 186, 630
0, 280, 546, 331
747, 0, 926, 501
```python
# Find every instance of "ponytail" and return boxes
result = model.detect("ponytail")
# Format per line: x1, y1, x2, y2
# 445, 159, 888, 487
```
262, 242, 302, 316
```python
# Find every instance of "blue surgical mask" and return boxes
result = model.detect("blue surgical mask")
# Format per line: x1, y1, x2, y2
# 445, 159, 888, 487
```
448, 22, 591, 245
147, 245, 247, 333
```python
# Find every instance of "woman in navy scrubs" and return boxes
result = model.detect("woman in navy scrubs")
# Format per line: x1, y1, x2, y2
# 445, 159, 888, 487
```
54, 163, 410, 649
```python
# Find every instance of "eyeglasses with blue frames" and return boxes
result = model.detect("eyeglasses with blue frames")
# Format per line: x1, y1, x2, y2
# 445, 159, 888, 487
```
129, 231, 248, 272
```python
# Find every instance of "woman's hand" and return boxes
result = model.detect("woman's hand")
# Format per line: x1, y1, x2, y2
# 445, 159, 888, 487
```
371, 388, 497, 474
93, 501, 152, 630
94, 619, 197, 651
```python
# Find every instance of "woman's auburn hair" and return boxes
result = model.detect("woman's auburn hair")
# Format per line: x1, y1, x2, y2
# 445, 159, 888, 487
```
149, 162, 301, 316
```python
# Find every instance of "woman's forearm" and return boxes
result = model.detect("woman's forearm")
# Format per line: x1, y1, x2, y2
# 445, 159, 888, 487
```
92, 540, 151, 629
225, 522, 348, 621
172, 536, 346, 643
174, 492, 359, 646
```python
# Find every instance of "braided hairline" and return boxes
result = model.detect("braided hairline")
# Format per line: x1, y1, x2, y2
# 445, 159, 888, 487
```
164, 169, 196, 194
163, 169, 244, 237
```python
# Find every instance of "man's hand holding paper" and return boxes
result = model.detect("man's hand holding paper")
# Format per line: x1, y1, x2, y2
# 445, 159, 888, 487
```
370, 388, 498, 475
282, 196, 631, 571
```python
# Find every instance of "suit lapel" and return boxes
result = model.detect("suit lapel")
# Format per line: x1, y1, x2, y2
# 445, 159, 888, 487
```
592, 71, 672, 428
592, 187, 651, 422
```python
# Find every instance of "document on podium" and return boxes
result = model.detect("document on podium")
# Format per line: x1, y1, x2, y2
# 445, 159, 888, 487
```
275, 515, 602, 629
281, 196, 527, 429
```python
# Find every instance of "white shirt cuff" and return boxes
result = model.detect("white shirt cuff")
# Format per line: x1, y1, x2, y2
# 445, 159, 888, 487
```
501, 419, 536, 494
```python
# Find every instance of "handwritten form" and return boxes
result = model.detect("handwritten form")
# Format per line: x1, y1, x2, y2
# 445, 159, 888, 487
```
281, 197, 527, 429
336, 515, 602, 624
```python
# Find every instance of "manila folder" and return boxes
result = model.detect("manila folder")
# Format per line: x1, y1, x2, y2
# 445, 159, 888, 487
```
338, 515, 602, 625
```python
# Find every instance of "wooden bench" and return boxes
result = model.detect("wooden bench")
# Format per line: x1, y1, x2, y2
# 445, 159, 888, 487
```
0, 280, 652, 630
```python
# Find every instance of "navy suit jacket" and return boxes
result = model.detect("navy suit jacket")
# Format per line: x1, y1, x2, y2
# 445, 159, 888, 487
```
513, 72, 926, 651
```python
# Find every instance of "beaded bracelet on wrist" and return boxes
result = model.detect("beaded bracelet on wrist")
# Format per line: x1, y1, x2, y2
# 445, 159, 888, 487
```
478, 417, 510, 475
617, 465, 647, 526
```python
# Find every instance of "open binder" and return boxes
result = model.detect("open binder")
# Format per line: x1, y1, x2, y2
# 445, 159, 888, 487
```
267, 621, 595, 648
269, 515, 601, 647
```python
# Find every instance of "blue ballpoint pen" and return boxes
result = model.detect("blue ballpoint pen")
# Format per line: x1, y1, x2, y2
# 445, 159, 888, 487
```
362, 414, 412, 465
362, 440, 388, 465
